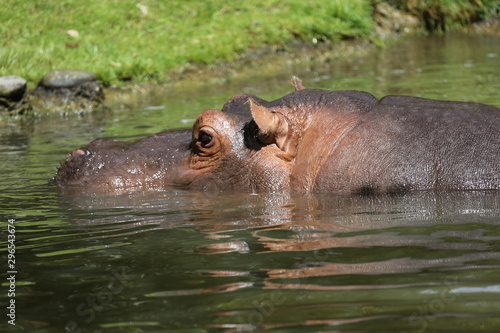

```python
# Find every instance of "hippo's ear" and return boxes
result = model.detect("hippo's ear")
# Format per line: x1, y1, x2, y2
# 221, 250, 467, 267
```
291, 76, 305, 91
249, 99, 289, 151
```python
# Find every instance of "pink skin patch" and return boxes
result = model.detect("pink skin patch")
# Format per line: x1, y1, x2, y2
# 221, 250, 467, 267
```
69, 148, 86, 157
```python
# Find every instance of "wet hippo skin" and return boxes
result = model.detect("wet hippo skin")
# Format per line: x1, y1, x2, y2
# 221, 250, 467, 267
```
56, 79, 500, 194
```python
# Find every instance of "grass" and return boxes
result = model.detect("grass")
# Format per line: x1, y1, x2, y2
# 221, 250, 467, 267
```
0, 0, 373, 86
0, 0, 498, 86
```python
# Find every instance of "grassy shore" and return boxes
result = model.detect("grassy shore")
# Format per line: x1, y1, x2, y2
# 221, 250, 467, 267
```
1, 0, 498, 87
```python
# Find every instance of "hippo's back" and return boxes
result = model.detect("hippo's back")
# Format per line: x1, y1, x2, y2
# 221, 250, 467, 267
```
313, 96, 500, 194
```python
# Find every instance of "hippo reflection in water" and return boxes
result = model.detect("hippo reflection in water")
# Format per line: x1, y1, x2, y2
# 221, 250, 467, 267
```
55, 78, 500, 194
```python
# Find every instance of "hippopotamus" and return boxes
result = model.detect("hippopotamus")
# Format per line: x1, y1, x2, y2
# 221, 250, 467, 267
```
55, 78, 500, 194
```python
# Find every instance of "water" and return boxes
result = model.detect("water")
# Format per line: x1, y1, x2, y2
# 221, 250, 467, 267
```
1, 33, 500, 332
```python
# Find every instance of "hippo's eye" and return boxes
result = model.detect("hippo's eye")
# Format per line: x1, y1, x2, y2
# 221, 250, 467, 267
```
199, 132, 213, 147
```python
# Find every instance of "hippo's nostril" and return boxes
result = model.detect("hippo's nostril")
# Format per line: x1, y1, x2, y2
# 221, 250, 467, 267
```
71, 148, 87, 156
67, 148, 91, 160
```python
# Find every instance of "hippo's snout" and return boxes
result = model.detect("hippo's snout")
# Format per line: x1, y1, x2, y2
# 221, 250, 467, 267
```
56, 148, 95, 186
56, 130, 193, 190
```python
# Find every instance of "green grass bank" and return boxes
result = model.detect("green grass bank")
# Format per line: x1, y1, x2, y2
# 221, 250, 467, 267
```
1, 0, 498, 86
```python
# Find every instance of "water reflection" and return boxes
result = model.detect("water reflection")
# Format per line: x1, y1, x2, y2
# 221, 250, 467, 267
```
42, 188, 499, 332
58, 189, 500, 261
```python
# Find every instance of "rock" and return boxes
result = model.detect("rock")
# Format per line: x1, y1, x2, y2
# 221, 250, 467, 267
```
0, 75, 30, 115
30, 69, 105, 112
38, 70, 97, 89
0, 75, 27, 101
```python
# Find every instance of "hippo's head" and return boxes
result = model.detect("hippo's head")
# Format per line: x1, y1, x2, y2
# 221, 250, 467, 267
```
55, 98, 293, 193
175, 107, 291, 191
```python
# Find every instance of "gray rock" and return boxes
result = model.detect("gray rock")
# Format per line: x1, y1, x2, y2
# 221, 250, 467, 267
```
1, 70, 105, 114
0, 75, 27, 101
32, 69, 105, 108
0, 75, 30, 115
38, 70, 97, 89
